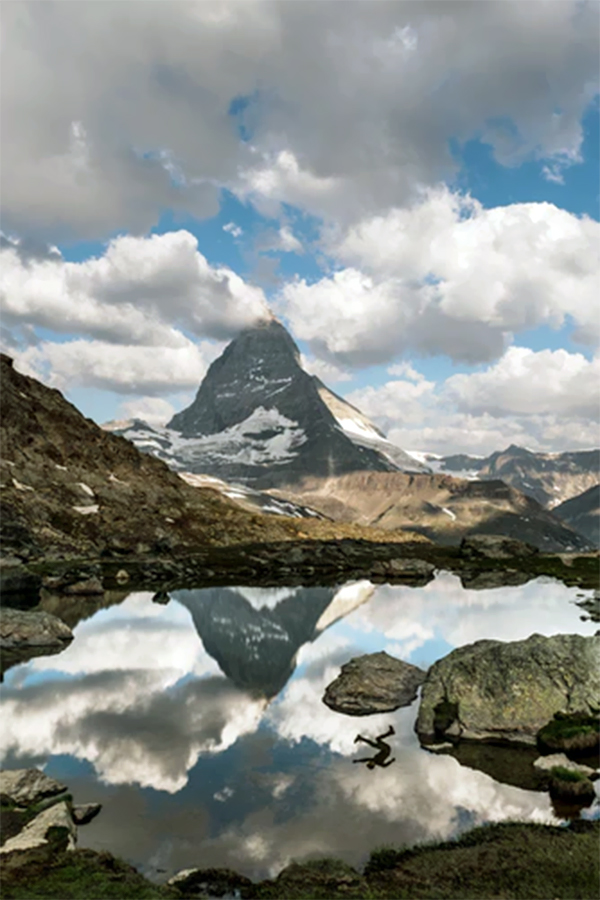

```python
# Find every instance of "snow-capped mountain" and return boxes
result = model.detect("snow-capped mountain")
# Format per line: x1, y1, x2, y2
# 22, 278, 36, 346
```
106, 319, 429, 488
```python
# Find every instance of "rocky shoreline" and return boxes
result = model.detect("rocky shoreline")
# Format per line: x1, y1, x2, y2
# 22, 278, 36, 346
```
2, 535, 598, 610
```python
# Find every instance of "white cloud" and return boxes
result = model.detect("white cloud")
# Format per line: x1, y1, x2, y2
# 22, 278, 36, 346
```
281, 189, 599, 367
340, 347, 599, 455
117, 396, 177, 427
445, 347, 600, 418
223, 222, 243, 238
2, 2, 597, 238
300, 355, 352, 384
0, 230, 270, 345
13, 337, 217, 395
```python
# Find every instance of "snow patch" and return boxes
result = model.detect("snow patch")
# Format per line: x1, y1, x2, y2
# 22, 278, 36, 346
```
12, 479, 34, 492
73, 504, 99, 515
442, 507, 457, 521
77, 482, 95, 497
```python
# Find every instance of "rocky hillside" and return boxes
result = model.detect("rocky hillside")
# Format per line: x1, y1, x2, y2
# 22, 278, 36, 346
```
108, 319, 428, 487
554, 484, 600, 547
270, 471, 592, 552
435, 445, 599, 508
0, 355, 420, 564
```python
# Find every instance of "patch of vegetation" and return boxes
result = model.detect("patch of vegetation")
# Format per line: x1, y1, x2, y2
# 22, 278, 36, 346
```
363, 821, 600, 900
550, 766, 589, 783
0, 849, 174, 900
537, 711, 600, 756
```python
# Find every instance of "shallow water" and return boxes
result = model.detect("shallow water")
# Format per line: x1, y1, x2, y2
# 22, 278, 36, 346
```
1, 572, 598, 882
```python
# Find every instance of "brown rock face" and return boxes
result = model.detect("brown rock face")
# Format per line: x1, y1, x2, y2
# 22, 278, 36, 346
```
272, 471, 590, 552
323, 651, 426, 716
0, 354, 304, 562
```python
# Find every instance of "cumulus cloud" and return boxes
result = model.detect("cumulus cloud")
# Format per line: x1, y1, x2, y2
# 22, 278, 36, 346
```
0, 230, 270, 345
445, 347, 600, 418
1, 2, 597, 239
12, 337, 218, 395
117, 397, 178, 427
278, 189, 599, 367
341, 346, 599, 455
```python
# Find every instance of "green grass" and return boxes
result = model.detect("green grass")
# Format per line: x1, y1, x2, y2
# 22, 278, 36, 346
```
0, 849, 174, 900
549, 766, 589, 783
537, 711, 599, 756
363, 821, 600, 900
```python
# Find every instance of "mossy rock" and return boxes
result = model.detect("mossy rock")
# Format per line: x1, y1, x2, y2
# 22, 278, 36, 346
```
256, 858, 368, 899
537, 711, 600, 758
549, 766, 596, 805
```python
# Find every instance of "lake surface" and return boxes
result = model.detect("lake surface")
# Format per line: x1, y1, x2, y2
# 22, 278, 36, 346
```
1, 572, 598, 882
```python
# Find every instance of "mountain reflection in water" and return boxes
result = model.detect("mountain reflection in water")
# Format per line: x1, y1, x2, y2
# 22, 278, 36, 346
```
1, 573, 598, 882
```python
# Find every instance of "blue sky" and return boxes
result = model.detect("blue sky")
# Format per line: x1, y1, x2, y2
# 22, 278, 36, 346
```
1, 1, 598, 455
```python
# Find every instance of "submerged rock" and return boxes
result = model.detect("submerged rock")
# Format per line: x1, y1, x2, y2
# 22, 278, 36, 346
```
0, 769, 67, 807
323, 651, 426, 716
416, 633, 600, 745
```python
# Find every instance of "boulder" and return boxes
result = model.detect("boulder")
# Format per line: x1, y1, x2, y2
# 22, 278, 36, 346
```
323, 651, 426, 716
460, 534, 539, 560
0, 608, 72, 649
72, 803, 102, 826
533, 754, 597, 779
416, 634, 600, 745
0, 801, 76, 856
0, 769, 67, 806
372, 558, 435, 582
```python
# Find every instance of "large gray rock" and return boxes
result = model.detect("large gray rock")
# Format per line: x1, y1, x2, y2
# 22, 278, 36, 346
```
416, 634, 600, 745
0, 607, 72, 649
323, 651, 426, 716
0, 769, 67, 806
460, 534, 539, 560
0, 801, 76, 856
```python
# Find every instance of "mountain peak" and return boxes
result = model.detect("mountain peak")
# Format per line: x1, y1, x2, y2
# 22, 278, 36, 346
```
156, 319, 427, 486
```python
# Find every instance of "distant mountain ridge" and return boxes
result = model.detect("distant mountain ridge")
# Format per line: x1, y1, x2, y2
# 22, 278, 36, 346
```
108, 319, 429, 487
431, 444, 599, 509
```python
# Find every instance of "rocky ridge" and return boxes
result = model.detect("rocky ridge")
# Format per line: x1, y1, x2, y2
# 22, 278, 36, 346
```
271, 471, 591, 552
435, 444, 600, 509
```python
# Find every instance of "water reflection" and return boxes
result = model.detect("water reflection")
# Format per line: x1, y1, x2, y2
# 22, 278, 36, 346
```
1, 574, 597, 880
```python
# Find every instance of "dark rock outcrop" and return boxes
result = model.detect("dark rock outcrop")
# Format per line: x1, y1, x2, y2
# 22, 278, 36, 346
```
416, 634, 600, 745
323, 651, 426, 716
460, 534, 539, 560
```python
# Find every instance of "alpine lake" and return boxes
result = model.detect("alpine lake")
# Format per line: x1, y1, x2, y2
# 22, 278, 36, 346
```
1, 571, 598, 885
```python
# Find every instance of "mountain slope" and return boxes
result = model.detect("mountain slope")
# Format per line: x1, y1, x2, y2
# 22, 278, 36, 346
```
554, 484, 600, 547
108, 319, 427, 487
270, 471, 592, 552
0, 354, 304, 561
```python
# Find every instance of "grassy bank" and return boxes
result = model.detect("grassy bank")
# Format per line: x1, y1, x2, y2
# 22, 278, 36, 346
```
2, 821, 598, 900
